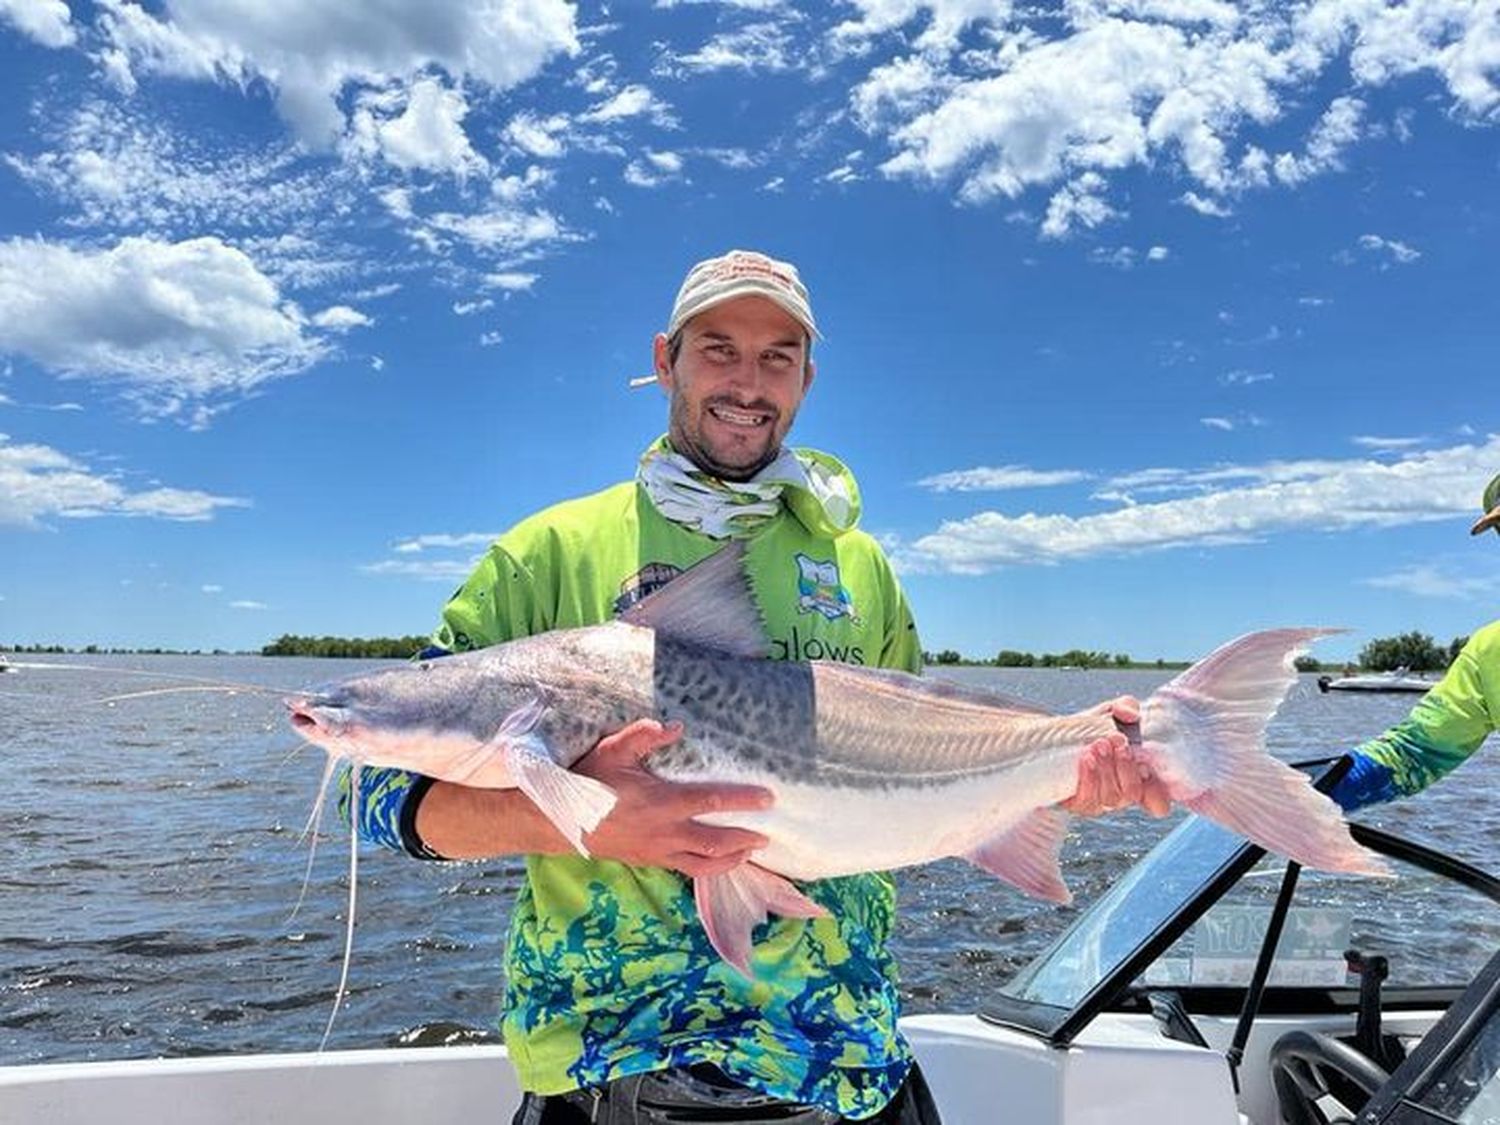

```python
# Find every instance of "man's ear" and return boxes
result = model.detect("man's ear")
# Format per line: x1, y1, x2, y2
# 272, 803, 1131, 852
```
653, 333, 673, 389
802, 358, 816, 395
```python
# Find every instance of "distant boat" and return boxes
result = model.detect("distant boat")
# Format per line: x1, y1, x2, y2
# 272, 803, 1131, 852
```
0, 654, 12, 673
1316, 667, 1436, 694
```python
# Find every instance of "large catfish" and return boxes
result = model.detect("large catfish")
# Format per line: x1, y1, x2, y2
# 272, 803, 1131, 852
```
287, 543, 1385, 975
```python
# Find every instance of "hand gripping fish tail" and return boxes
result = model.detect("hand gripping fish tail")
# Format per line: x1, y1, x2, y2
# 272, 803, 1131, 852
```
1138, 627, 1390, 879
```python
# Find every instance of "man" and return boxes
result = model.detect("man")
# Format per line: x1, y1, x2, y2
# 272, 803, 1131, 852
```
350, 249, 1165, 1123
1331, 471, 1500, 811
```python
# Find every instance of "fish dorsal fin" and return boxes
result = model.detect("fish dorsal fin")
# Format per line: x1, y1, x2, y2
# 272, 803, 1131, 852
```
620, 542, 769, 658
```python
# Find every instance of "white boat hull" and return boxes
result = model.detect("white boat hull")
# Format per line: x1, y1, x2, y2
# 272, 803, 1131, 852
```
0, 1007, 1443, 1125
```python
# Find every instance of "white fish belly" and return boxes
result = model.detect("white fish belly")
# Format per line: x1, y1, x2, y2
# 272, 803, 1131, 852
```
698, 754, 1080, 881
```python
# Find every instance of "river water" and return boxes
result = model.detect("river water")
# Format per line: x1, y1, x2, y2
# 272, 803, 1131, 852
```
2, 655, 1496, 1065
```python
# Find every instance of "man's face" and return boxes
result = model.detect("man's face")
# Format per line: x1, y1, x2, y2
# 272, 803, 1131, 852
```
656, 295, 815, 481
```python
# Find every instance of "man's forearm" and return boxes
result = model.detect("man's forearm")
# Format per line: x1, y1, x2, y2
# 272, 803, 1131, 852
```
414, 781, 573, 860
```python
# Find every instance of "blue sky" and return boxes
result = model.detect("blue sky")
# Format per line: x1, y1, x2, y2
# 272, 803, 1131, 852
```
1, 0, 1497, 663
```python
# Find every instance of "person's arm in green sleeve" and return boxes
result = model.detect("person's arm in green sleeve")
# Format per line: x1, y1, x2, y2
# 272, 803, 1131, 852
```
1332, 623, 1500, 810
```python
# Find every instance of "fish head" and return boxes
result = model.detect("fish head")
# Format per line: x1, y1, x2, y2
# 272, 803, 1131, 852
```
283, 655, 533, 764
285, 684, 360, 749
285, 672, 416, 748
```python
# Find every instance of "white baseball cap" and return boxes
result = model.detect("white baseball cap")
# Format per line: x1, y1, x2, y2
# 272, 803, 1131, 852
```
666, 249, 819, 340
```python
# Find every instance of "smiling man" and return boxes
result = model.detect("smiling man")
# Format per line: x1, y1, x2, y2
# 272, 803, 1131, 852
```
347, 250, 1162, 1124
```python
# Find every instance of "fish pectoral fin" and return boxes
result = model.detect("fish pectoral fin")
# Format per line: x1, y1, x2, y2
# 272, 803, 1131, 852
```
493, 711, 617, 858
694, 863, 828, 978
962, 808, 1073, 904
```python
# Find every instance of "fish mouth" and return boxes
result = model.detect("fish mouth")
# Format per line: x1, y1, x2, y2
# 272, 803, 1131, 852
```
285, 696, 343, 739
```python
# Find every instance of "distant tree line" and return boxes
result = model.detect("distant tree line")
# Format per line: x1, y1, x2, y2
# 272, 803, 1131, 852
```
3, 643, 238, 655
922, 648, 1183, 670
923, 630, 1472, 674
261, 634, 430, 659
1355, 631, 1468, 673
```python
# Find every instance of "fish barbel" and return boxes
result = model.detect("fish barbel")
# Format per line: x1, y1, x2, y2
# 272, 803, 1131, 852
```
287, 543, 1386, 975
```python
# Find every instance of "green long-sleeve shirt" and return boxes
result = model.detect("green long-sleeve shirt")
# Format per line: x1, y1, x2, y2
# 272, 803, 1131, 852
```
1333, 619, 1500, 809
348, 456, 924, 1119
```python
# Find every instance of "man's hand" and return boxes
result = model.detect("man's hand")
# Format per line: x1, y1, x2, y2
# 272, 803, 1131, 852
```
574, 718, 774, 877
1060, 696, 1172, 819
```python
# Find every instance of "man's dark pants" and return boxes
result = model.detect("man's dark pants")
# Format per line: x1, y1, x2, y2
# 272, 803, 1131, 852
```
512, 1063, 943, 1124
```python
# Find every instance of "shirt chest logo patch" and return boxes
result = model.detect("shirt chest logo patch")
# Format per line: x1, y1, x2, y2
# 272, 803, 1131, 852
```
795, 553, 858, 623
613, 561, 683, 617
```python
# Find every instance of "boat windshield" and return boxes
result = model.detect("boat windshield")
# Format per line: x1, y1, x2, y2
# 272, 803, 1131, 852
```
999, 815, 1248, 1011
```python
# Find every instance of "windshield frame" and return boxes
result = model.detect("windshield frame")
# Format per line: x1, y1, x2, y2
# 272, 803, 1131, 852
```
980, 771, 1500, 1047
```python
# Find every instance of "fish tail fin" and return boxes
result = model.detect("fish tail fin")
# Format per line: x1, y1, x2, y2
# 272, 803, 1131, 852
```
1143, 627, 1389, 877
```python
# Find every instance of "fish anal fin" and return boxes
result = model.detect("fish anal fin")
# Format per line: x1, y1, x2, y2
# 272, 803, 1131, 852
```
694, 863, 827, 977
963, 807, 1073, 905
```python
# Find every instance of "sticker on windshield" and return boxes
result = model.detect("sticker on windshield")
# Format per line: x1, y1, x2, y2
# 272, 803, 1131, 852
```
1187, 906, 1351, 987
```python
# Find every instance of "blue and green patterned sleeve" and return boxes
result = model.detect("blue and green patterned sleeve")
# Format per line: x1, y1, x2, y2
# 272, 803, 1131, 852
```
340, 543, 543, 856
1332, 621, 1500, 810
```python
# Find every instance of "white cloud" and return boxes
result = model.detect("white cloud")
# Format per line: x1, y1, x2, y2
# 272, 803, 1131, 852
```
854, 2, 1500, 228
1179, 191, 1233, 217
0, 434, 249, 527
1357, 233, 1422, 265
483, 272, 539, 292
834, 0, 1017, 53
96, 0, 581, 148
311, 305, 372, 331
1353, 434, 1427, 450
0, 236, 332, 424
1221, 369, 1274, 386
5, 100, 346, 232
1088, 245, 1138, 269
201, 584, 223, 593
1042, 173, 1119, 238
902, 436, 1500, 573
1200, 412, 1266, 430
391, 531, 501, 553
0, 0, 77, 48
425, 208, 567, 253
346, 77, 488, 176
230, 600, 268, 610
1273, 96, 1364, 185
479, 330, 504, 346
625, 149, 685, 187
453, 298, 495, 315
1364, 564, 1500, 599
579, 84, 676, 127
504, 110, 573, 158
666, 21, 797, 73
917, 465, 1091, 491
1146, 245, 1169, 261
361, 557, 479, 580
